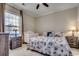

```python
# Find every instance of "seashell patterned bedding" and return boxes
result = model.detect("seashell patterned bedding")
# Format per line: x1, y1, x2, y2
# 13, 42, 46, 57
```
26, 36, 73, 56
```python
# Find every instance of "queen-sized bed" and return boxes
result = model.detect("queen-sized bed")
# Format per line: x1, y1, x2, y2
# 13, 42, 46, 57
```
26, 36, 73, 56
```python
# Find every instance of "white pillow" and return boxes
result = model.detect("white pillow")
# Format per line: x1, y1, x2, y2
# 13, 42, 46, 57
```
55, 32, 64, 37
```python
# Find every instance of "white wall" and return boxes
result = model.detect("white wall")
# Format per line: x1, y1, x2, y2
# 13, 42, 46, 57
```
36, 8, 77, 34
23, 13, 35, 33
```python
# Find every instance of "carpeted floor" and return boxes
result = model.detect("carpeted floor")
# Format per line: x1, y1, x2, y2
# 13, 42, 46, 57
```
9, 44, 43, 56
9, 44, 79, 56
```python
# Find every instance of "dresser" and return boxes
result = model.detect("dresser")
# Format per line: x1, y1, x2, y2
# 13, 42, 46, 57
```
10, 36, 22, 50
65, 36, 79, 48
0, 33, 9, 56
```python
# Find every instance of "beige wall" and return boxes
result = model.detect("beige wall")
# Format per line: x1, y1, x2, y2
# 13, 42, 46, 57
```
23, 13, 35, 33
23, 7, 78, 36
77, 7, 79, 30
36, 8, 77, 34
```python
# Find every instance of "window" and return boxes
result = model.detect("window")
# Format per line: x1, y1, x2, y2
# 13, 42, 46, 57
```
4, 12, 21, 37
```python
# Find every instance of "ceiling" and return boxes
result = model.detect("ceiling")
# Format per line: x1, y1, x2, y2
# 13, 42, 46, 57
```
8, 3, 79, 18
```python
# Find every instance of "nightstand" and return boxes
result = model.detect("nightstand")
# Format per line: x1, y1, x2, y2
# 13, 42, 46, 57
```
65, 36, 79, 48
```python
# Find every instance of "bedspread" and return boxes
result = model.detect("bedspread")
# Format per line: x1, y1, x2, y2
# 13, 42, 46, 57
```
26, 36, 73, 56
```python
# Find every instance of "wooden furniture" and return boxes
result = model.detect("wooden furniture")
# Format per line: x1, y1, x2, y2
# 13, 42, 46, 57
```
10, 36, 22, 50
65, 36, 79, 48
0, 33, 9, 56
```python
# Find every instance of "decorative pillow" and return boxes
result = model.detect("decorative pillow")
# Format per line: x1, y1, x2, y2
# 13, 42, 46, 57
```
55, 34, 61, 37
55, 32, 64, 37
42, 32, 47, 37
47, 32, 55, 37
42, 32, 55, 37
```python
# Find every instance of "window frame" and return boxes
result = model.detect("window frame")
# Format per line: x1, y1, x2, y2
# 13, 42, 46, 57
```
4, 12, 21, 37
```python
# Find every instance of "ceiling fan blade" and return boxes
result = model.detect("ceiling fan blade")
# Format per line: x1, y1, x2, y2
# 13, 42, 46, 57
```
22, 3, 25, 5
42, 3, 49, 7
36, 4, 39, 9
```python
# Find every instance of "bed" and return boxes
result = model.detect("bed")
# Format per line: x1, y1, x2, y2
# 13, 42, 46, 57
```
26, 36, 73, 56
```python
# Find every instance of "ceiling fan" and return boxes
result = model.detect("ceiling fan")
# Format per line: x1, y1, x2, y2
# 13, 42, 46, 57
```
22, 3, 49, 10
36, 3, 49, 9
